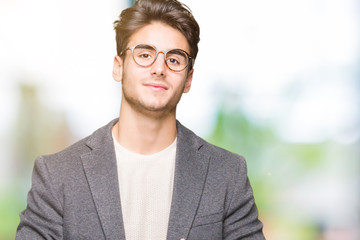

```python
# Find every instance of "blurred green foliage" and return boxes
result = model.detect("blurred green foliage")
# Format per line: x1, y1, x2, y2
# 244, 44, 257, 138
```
205, 102, 344, 239
0, 84, 73, 240
0, 189, 25, 240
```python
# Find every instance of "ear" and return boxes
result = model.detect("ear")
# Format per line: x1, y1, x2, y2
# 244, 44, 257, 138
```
112, 55, 123, 82
183, 68, 194, 93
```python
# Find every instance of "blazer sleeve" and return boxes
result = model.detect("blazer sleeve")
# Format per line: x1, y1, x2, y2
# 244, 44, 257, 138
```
16, 156, 63, 240
223, 158, 266, 240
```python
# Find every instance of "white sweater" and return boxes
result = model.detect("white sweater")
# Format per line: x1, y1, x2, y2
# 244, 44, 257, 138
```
113, 137, 177, 240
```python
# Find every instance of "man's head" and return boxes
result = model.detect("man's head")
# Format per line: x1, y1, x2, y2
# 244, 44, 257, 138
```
113, 0, 200, 70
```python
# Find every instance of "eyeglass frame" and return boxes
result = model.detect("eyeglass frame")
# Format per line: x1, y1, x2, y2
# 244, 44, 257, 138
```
121, 43, 193, 72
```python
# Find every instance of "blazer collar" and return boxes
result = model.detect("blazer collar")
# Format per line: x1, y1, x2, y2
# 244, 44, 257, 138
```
81, 118, 126, 239
166, 121, 210, 240
81, 119, 210, 240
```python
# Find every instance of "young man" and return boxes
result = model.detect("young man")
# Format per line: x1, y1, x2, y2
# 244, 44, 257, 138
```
17, 0, 265, 239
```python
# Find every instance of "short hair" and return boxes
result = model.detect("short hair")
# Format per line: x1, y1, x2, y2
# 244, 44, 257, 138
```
113, 0, 200, 68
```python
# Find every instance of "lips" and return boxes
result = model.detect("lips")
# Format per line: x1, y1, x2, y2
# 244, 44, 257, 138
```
143, 82, 168, 91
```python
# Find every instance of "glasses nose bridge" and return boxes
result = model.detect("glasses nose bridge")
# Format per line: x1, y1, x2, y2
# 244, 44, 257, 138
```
155, 49, 167, 61
153, 49, 168, 68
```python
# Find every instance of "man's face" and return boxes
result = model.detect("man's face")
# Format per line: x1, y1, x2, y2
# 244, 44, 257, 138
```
112, 22, 193, 117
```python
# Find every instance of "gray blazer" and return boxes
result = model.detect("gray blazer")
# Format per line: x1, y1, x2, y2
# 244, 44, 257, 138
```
16, 119, 265, 240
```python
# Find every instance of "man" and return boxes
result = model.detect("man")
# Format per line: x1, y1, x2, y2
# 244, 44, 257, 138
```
16, 0, 265, 239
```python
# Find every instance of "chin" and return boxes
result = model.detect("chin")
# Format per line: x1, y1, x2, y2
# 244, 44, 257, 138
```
142, 103, 177, 115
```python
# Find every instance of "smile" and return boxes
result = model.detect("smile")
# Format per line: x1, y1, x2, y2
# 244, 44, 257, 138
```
143, 83, 168, 91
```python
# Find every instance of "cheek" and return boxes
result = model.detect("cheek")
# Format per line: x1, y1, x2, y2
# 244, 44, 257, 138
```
173, 81, 187, 96
121, 64, 137, 85
121, 70, 135, 93
177, 76, 190, 93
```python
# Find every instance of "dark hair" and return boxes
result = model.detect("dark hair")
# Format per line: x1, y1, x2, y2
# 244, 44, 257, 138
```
113, 0, 200, 68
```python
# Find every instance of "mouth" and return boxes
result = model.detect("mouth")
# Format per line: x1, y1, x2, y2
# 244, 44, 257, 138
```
143, 82, 168, 91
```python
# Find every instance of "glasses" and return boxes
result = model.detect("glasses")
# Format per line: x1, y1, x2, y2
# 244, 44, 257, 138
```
124, 44, 192, 72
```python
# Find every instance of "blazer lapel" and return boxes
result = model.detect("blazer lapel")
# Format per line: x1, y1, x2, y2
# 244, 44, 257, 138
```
79, 119, 209, 240
81, 119, 126, 240
167, 122, 210, 240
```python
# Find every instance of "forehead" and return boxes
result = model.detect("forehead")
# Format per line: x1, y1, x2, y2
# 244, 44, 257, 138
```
128, 22, 190, 53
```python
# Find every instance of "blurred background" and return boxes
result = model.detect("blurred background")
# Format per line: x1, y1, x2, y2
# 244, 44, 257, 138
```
0, 0, 359, 239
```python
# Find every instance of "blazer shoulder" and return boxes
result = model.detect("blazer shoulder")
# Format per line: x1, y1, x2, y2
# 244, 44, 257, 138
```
42, 135, 91, 162
177, 121, 246, 169
202, 140, 245, 161
39, 118, 117, 168
201, 139, 247, 171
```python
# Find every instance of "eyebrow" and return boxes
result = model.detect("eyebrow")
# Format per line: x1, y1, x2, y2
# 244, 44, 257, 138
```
136, 44, 155, 50
168, 49, 187, 56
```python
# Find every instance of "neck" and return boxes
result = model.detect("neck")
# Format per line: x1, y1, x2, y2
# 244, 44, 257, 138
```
112, 102, 177, 155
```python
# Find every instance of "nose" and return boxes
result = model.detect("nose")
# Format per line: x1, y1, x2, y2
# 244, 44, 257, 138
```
150, 51, 166, 76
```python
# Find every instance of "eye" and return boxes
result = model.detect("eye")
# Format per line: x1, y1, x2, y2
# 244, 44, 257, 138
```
167, 49, 187, 66
138, 53, 151, 58
133, 44, 156, 59
168, 58, 180, 65
137, 51, 153, 59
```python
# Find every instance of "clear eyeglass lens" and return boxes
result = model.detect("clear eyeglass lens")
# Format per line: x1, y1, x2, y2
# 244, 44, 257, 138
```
166, 50, 188, 70
132, 45, 189, 71
133, 45, 157, 66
